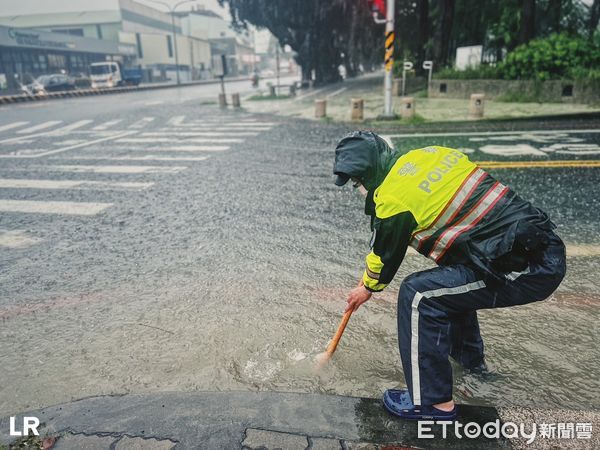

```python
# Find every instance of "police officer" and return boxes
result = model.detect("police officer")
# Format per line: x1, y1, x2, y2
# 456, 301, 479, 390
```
333, 131, 566, 420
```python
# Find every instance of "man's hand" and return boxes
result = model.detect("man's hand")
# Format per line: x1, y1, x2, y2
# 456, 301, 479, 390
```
345, 284, 372, 312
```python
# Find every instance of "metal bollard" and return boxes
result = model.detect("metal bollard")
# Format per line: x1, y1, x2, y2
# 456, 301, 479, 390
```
469, 93, 485, 119
351, 98, 364, 121
232, 93, 241, 108
218, 93, 227, 108
315, 99, 327, 118
269, 85, 276, 97
400, 97, 415, 118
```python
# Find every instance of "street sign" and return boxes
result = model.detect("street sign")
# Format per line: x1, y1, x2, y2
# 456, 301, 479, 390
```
402, 61, 413, 96
423, 60, 433, 84
212, 54, 228, 77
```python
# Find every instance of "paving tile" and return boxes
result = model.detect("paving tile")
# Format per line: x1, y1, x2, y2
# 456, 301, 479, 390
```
114, 436, 175, 450
53, 433, 115, 449
242, 428, 308, 450
310, 436, 342, 449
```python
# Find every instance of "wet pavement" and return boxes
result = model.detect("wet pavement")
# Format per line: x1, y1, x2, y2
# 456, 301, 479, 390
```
0, 90, 598, 446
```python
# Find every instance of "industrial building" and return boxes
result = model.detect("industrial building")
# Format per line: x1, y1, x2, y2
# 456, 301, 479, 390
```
0, 0, 221, 92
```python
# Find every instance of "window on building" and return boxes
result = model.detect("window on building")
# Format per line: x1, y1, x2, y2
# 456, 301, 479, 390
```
51, 28, 84, 36
96, 25, 103, 40
47, 54, 66, 70
167, 35, 173, 58
136, 33, 143, 58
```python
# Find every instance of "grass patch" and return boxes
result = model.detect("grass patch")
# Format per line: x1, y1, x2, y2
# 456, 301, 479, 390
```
495, 91, 543, 103
399, 113, 427, 124
413, 89, 429, 98
247, 94, 291, 101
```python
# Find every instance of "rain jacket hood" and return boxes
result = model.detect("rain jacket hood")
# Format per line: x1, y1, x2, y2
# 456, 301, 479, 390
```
333, 131, 400, 217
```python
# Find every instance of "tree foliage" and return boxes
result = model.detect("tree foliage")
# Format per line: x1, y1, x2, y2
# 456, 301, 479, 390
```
218, 0, 382, 85
501, 32, 600, 80
219, 0, 600, 85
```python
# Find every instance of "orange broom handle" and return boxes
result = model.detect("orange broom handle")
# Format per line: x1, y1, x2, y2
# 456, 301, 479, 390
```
325, 309, 353, 355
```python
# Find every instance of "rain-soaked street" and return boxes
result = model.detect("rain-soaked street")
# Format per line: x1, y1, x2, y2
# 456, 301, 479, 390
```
0, 92, 599, 418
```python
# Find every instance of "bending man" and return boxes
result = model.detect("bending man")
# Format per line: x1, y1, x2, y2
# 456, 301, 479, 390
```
333, 131, 566, 421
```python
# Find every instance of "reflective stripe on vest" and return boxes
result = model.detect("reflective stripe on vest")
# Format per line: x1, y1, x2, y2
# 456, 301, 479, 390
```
428, 181, 509, 262
410, 167, 487, 250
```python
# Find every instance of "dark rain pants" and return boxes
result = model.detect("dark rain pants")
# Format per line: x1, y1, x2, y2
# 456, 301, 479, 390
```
397, 232, 566, 406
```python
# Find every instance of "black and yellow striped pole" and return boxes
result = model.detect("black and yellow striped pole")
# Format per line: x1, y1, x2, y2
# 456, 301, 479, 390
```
383, 0, 395, 117
385, 31, 395, 73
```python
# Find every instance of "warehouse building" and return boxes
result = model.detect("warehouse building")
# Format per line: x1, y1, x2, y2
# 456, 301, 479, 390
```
0, 0, 213, 91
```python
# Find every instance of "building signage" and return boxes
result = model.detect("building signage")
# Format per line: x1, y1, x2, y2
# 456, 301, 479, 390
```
7, 28, 70, 50
0, 25, 136, 56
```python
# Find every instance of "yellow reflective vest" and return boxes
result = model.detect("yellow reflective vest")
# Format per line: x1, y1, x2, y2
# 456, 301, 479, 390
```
362, 145, 512, 291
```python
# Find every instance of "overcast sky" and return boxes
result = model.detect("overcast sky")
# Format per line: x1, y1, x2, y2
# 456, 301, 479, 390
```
136, 0, 231, 19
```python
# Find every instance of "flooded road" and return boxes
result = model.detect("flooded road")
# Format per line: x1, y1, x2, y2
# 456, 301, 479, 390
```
0, 103, 599, 416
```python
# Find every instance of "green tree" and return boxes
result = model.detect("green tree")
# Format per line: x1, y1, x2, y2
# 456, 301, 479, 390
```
219, 0, 381, 85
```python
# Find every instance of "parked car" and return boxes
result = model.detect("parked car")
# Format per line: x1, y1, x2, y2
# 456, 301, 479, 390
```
72, 73, 92, 89
24, 74, 75, 95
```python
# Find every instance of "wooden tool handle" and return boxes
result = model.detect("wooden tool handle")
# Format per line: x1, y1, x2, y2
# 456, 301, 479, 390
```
325, 309, 353, 355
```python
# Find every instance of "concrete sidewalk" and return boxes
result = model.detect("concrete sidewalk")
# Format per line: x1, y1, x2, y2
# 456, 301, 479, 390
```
1, 392, 597, 449
242, 72, 600, 123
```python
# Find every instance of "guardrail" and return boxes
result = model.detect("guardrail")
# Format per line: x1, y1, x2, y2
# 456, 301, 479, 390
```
0, 76, 257, 107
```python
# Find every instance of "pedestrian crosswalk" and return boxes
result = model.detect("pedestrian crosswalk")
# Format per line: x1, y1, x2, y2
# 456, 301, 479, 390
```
0, 113, 275, 249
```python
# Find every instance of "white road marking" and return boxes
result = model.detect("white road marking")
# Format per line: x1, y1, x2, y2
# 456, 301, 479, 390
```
16, 121, 62, 134
164, 125, 273, 131
381, 129, 600, 141
117, 138, 242, 144
140, 131, 258, 137
40, 165, 187, 174
168, 115, 186, 126
0, 131, 137, 158
0, 199, 112, 216
93, 119, 123, 130
294, 87, 329, 101
144, 100, 164, 106
0, 121, 29, 132
53, 155, 210, 162
168, 122, 275, 128
0, 230, 42, 249
566, 244, 600, 257
129, 117, 155, 129
479, 144, 548, 157
130, 146, 229, 152
0, 178, 153, 191
326, 87, 348, 98
52, 120, 94, 133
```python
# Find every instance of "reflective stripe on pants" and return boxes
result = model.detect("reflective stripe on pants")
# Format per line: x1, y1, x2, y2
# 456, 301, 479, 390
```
397, 232, 566, 405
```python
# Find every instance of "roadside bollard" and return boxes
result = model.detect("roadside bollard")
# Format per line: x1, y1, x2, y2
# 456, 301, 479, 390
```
269, 85, 276, 97
351, 98, 364, 121
232, 93, 241, 108
289, 83, 297, 97
401, 97, 415, 119
469, 93, 485, 119
315, 99, 327, 118
218, 93, 227, 108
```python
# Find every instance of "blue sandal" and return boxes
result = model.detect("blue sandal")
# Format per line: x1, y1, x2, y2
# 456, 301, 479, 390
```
383, 389, 457, 421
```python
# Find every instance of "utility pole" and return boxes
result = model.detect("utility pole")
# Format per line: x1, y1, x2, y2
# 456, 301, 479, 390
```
383, 0, 395, 117
369, 0, 395, 118
170, 13, 181, 85
146, 0, 196, 86
276, 45, 280, 94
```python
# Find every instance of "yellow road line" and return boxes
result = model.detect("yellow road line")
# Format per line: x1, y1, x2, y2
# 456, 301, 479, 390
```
479, 160, 600, 169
